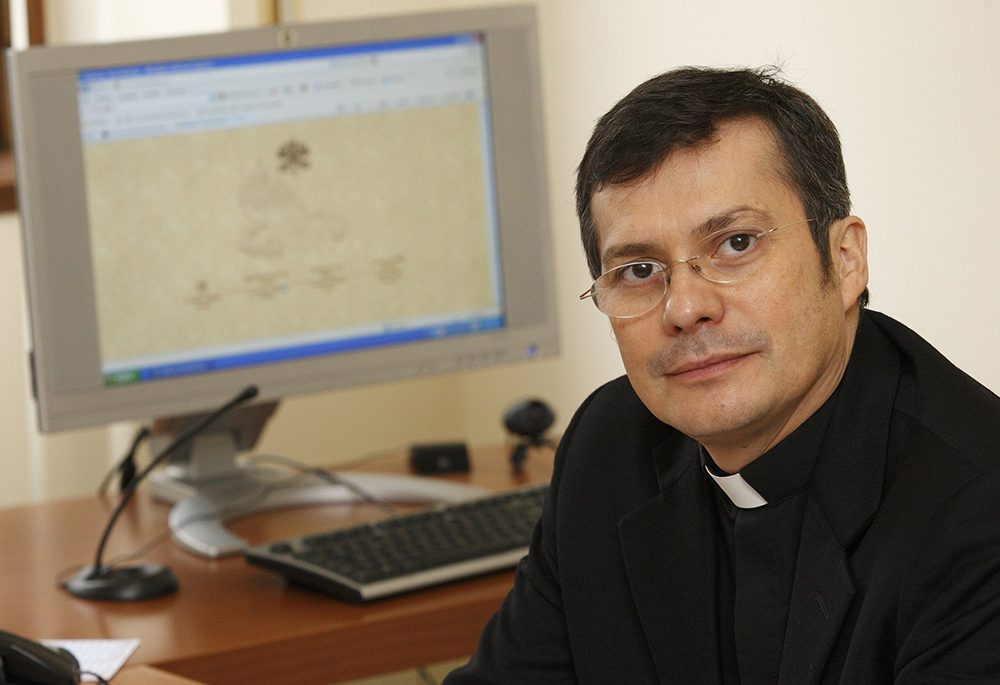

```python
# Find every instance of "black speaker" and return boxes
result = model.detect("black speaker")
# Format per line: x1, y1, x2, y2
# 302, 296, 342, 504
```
409, 442, 471, 474
503, 398, 556, 474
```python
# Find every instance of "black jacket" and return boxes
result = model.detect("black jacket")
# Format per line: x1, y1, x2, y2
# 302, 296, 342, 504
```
446, 311, 1000, 684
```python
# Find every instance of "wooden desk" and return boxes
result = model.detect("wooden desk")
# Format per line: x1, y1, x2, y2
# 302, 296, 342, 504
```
0, 445, 553, 684
114, 666, 206, 684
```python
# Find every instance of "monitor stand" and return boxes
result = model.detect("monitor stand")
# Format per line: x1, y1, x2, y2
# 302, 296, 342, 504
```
147, 402, 488, 559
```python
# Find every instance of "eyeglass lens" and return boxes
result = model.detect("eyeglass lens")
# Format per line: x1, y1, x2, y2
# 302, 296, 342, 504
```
586, 224, 791, 318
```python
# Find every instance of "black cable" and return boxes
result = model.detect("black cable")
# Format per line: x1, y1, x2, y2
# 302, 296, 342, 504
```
80, 670, 109, 685
55, 469, 313, 589
417, 666, 441, 685
105, 471, 313, 568
248, 453, 398, 515
63, 386, 259, 601
97, 426, 149, 497
72, 450, 395, 584
328, 445, 409, 470
87, 387, 259, 573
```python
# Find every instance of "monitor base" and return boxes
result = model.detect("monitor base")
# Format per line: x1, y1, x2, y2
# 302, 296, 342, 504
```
152, 462, 489, 558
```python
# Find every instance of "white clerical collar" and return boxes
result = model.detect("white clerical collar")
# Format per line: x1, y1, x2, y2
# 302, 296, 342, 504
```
704, 465, 768, 509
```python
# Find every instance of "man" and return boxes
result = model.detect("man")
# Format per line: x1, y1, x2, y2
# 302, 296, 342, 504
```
445, 67, 1000, 683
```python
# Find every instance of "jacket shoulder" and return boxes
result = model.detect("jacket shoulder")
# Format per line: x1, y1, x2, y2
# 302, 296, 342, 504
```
867, 310, 1000, 470
561, 375, 672, 455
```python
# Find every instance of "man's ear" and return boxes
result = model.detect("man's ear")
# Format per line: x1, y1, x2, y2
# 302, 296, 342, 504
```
831, 216, 868, 310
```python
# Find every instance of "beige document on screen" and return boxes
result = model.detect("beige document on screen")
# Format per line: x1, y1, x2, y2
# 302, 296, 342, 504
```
84, 104, 494, 363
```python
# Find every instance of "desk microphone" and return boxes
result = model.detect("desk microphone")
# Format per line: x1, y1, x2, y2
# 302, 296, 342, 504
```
63, 385, 259, 602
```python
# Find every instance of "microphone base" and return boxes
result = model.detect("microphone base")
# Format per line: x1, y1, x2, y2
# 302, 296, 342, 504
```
64, 564, 178, 601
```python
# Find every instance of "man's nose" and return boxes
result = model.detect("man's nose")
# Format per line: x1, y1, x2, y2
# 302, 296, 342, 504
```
661, 261, 724, 333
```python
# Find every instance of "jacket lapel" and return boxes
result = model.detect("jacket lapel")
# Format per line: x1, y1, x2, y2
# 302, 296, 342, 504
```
778, 498, 856, 685
779, 312, 901, 684
619, 436, 722, 683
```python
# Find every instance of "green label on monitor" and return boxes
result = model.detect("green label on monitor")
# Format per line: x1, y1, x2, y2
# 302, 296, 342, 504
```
104, 370, 140, 386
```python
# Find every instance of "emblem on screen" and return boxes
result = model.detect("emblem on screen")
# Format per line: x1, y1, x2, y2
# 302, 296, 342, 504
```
237, 162, 347, 259
278, 139, 310, 173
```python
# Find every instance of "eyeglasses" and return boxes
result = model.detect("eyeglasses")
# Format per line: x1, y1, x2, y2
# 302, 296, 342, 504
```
579, 219, 814, 318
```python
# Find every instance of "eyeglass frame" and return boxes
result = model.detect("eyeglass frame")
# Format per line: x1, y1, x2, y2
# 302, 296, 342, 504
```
579, 218, 816, 319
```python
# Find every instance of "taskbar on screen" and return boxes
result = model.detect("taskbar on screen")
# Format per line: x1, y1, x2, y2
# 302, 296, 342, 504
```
103, 316, 504, 386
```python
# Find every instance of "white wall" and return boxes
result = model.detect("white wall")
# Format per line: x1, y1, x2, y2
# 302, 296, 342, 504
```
44, 0, 230, 42
4, 0, 1000, 505
0, 214, 33, 505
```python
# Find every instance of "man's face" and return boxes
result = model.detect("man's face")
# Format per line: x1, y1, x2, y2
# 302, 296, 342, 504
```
590, 118, 867, 470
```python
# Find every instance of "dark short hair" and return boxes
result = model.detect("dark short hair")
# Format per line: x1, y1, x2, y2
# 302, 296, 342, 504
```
576, 65, 867, 307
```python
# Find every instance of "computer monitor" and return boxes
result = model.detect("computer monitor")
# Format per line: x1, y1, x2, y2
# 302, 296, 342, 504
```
8, 5, 556, 556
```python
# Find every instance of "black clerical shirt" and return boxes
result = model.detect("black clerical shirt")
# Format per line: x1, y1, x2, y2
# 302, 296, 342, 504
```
701, 393, 838, 685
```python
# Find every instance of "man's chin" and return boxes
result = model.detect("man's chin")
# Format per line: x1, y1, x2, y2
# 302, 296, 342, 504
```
647, 390, 760, 443
670, 416, 755, 446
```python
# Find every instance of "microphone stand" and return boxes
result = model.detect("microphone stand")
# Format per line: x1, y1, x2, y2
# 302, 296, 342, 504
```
63, 386, 259, 601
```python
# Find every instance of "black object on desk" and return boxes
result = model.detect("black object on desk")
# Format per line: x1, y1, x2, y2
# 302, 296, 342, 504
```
0, 629, 80, 685
409, 443, 471, 474
504, 399, 556, 474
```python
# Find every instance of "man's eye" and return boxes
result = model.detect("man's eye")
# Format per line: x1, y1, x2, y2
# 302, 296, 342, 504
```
711, 231, 761, 257
723, 233, 755, 253
620, 262, 661, 283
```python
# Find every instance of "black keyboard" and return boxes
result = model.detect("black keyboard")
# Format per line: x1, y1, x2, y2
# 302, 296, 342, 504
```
244, 484, 547, 602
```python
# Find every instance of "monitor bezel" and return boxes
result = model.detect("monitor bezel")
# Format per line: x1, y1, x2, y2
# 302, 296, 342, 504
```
9, 4, 557, 432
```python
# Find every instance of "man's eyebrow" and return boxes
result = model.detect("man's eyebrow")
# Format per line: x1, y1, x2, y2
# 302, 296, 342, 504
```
600, 206, 775, 266
601, 241, 662, 265
692, 206, 773, 239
